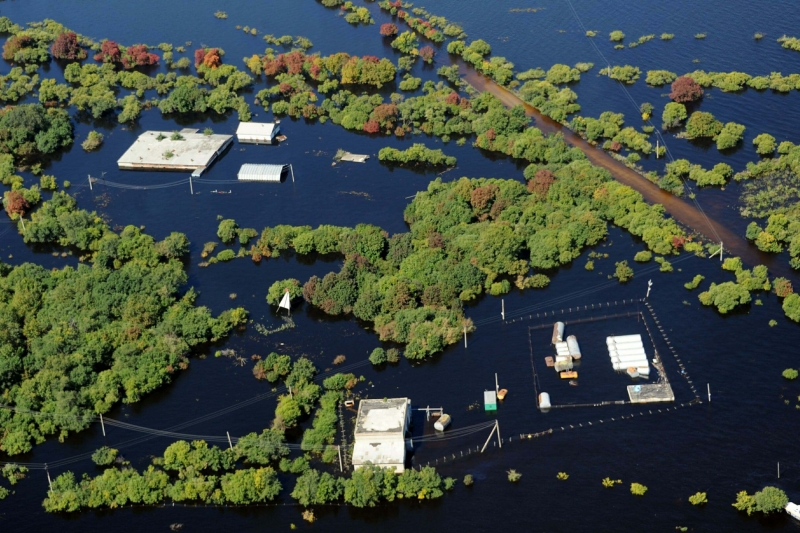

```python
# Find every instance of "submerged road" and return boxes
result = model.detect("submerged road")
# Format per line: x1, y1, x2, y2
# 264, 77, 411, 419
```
459, 63, 782, 271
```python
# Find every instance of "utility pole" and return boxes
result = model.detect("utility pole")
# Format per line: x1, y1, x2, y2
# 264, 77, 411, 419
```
496, 420, 501, 449
501, 299, 505, 321
495, 373, 499, 395
189, 176, 194, 195
480, 422, 498, 453
463, 325, 467, 348
20, 218, 25, 232
46, 465, 52, 491
99, 413, 106, 437
707, 383, 711, 402
227, 431, 233, 451
338, 445, 343, 472
646, 279, 652, 299
88, 174, 93, 191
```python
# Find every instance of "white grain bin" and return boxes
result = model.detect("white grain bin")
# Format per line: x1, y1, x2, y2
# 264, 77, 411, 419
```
434, 413, 451, 431
607, 334, 642, 344
552, 322, 565, 344
539, 392, 551, 410
566, 335, 581, 359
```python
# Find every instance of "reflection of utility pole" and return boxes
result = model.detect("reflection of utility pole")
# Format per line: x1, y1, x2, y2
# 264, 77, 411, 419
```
646, 279, 652, 298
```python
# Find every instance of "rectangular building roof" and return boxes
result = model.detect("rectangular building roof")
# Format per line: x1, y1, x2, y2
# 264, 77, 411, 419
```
117, 131, 232, 171
355, 398, 409, 437
236, 122, 277, 137
237, 163, 286, 182
352, 439, 406, 470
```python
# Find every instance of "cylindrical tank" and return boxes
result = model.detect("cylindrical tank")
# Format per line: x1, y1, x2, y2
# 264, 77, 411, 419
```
552, 322, 565, 344
607, 334, 641, 343
566, 335, 581, 359
614, 353, 648, 362
434, 413, 451, 431
539, 392, 551, 410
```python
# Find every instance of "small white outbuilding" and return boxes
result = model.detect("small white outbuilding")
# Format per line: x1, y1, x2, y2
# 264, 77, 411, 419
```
236, 122, 280, 144
352, 398, 411, 473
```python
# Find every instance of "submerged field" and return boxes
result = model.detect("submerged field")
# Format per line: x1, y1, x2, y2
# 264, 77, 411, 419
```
0, 1, 798, 531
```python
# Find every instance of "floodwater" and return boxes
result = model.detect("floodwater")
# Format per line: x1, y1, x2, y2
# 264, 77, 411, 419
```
1, 1, 800, 532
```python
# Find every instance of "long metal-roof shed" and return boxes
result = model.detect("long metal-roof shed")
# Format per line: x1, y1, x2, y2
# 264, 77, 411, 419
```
237, 163, 293, 182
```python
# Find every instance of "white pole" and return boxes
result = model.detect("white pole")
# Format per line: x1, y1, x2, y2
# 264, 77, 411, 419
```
719, 242, 723, 262
338, 445, 343, 472
463, 325, 467, 348
646, 279, 652, 299
46, 466, 52, 491
100, 413, 106, 437
501, 299, 505, 321
480, 423, 497, 453
707, 383, 711, 402
656, 139, 659, 159
189, 176, 194, 195
88, 175, 93, 191
778, 462, 780, 479
495, 373, 499, 395
496, 420, 501, 449
290, 164, 295, 183
227, 431, 234, 451
20, 218, 25, 232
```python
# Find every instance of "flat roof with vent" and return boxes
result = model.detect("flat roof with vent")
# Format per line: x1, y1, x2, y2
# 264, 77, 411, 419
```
236, 122, 279, 143
117, 131, 233, 172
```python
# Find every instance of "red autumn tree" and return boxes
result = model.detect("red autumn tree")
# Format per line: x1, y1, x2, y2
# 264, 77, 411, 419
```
419, 46, 435, 63
363, 120, 381, 133
669, 76, 704, 103
371, 103, 398, 127
527, 169, 555, 196
485, 128, 496, 141
120, 44, 159, 69
2, 35, 33, 61
283, 51, 306, 75
5, 191, 29, 218
203, 48, 221, 69
445, 92, 460, 105
394, 126, 405, 137
774, 278, 794, 298
94, 40, 121, 63
51, 32, 87, 60
194, 48, 207, 67
380, 23, 398, 36
263, 56, 285, 76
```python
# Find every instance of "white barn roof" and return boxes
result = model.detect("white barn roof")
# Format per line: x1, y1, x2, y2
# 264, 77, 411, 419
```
236, 122, 278, 139
237, 163, 286, 182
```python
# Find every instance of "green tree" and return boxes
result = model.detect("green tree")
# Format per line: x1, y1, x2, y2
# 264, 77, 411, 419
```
614, 260, 634, 282
217, 218, 238, 243
753, 133, 776, 155
685, 111, 723, 139
266, 278, 303, 306
662, 102, 687, 129
715, 122, 745, 150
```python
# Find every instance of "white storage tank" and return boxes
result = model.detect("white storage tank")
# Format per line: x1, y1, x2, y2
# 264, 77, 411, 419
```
539, 392, 551, 410
434, 413, 451, 431
552, 322, 565, 344
566, 335, 581, 359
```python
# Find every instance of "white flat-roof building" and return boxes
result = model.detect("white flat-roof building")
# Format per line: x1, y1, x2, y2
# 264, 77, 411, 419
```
117, 131, 232, 174
352, 398, 411, 473
236, 122, 280, 144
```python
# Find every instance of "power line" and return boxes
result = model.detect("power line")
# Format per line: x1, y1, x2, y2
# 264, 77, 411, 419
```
560, 0, 723, 245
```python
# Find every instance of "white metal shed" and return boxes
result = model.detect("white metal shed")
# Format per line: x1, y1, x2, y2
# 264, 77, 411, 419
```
236, 122, 280, 144
237, 163, 293, 182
